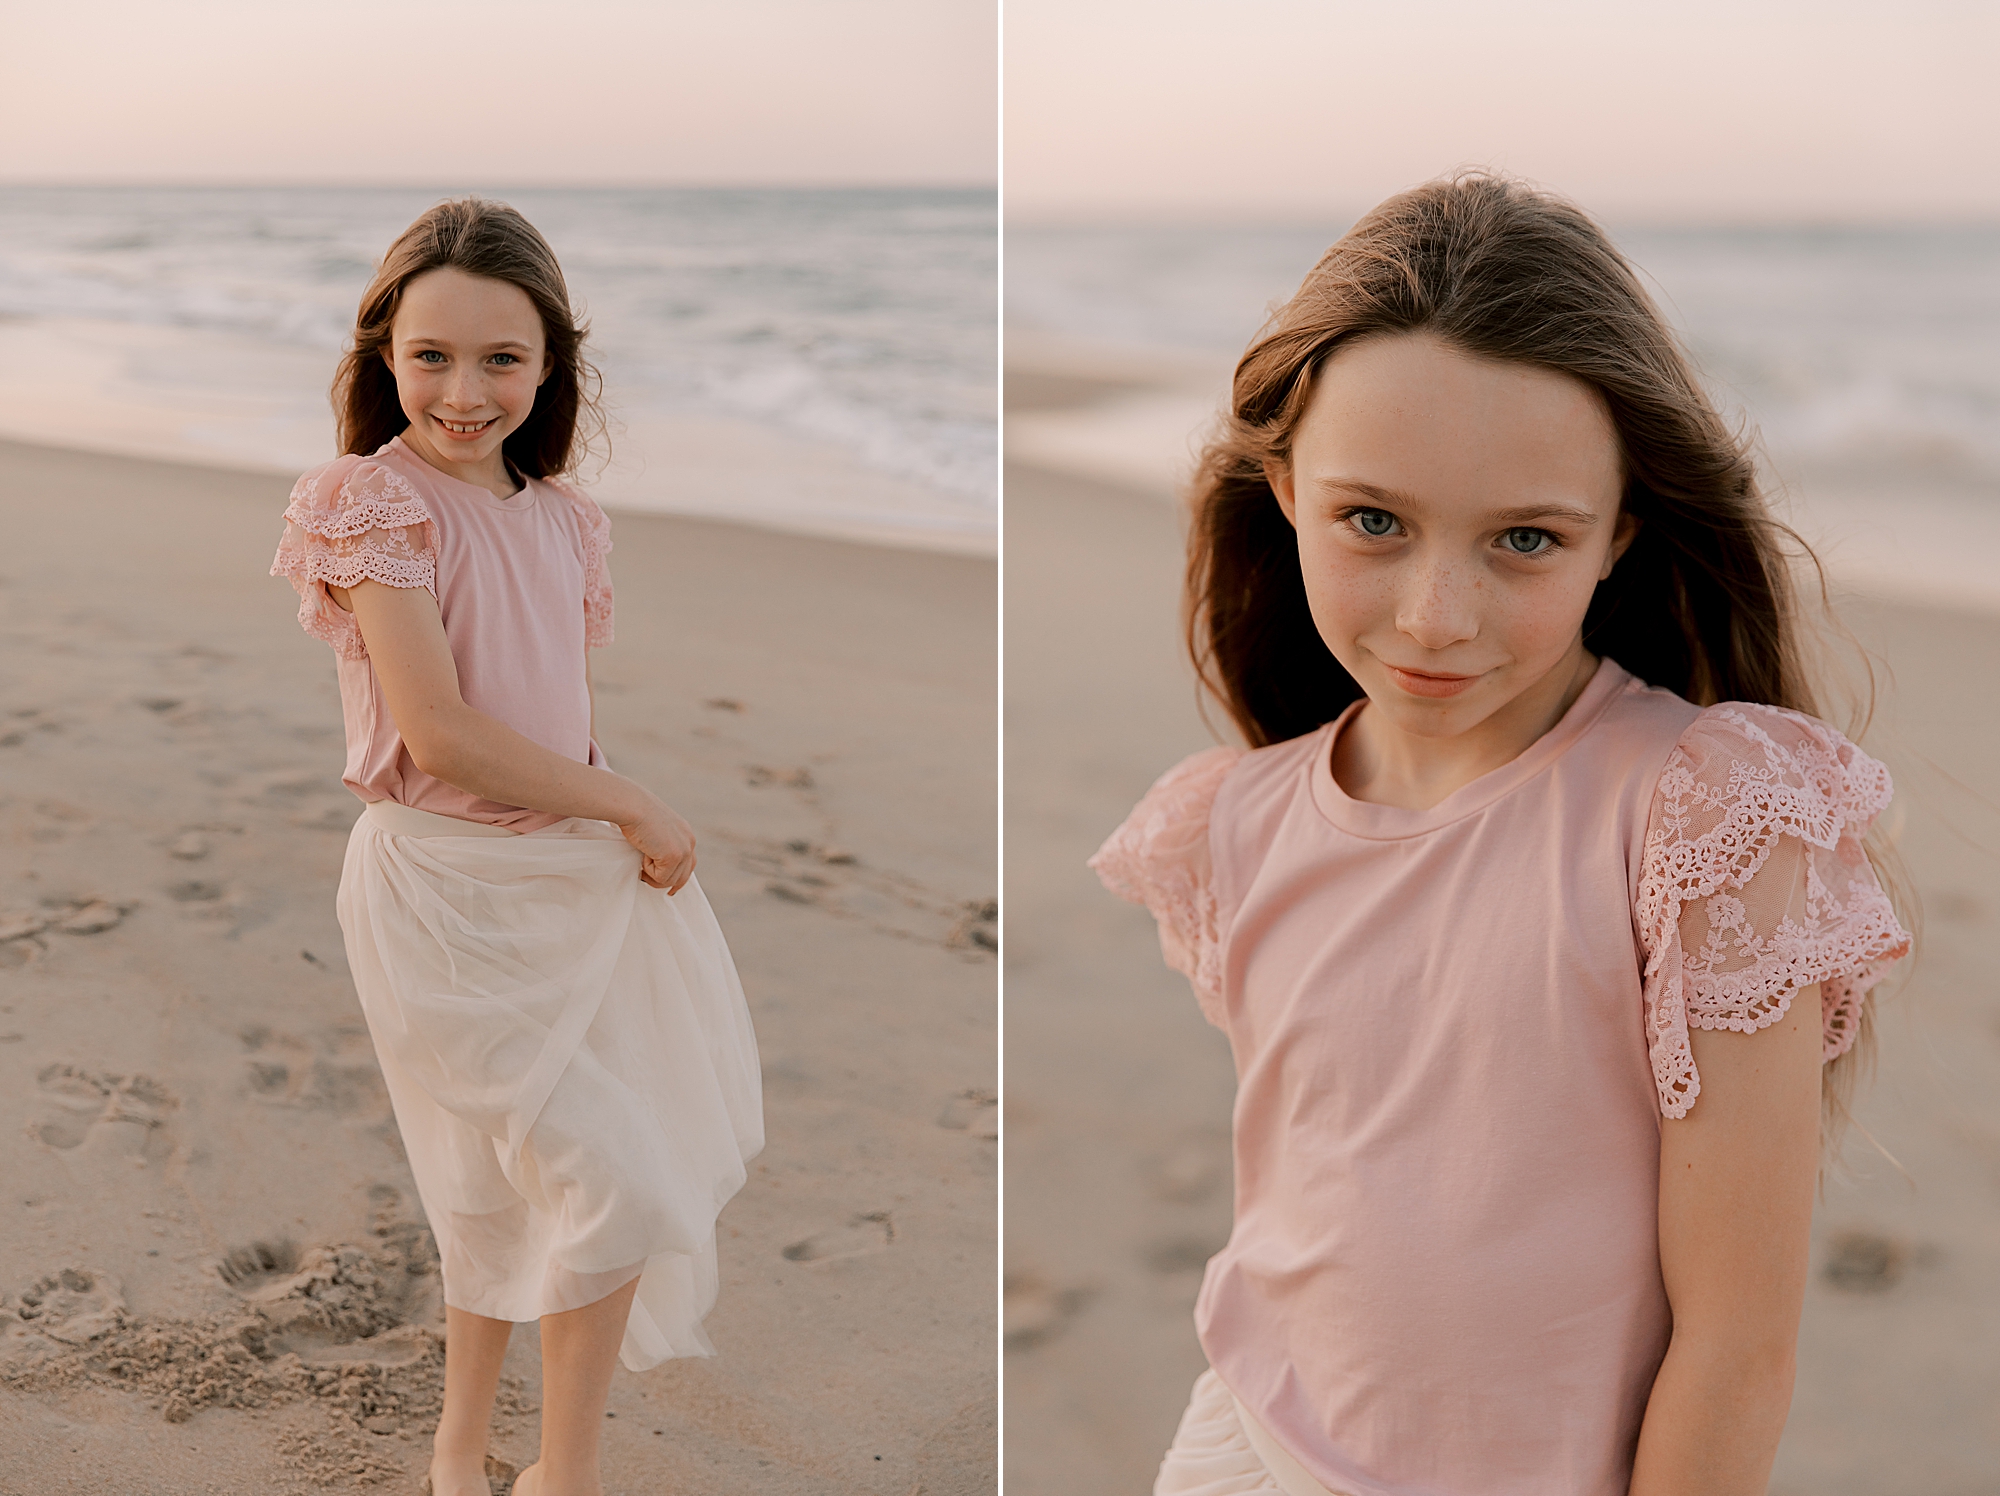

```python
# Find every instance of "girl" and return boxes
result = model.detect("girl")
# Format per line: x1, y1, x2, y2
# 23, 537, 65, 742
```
271, 198, 763, 1496
1091, 175, 1911, 1496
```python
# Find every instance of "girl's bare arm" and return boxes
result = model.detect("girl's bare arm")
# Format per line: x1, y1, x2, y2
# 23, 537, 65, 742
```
337, 579, 694, 891
1628, 988, 1823, 1495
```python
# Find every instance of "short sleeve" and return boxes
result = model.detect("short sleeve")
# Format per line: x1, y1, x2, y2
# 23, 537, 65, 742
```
547, 476, 615, 648
269, 458, 437, 660
1089, 746, 1246, 1024
1636, 703, 1911, 1118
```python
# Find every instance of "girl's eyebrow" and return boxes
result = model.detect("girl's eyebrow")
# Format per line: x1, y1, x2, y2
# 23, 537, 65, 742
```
1489, 502, 1602, 526
1312, 478, 1602, 526
1312, 477, 1420, 508
399, 335, 537, 353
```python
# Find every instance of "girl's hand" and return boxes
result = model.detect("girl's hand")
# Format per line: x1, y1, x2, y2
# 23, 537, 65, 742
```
619, 797, 697, 894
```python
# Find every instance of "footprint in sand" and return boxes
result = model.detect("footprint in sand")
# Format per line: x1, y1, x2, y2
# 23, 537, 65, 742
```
1003, 1271, 1094, 1350
238, 1026, 389, 1119
1, 1267, 128, 1356
781, 1212, 894, 1263
27, 1065, 177, 1164
217, 1238, 302, 1293
945, 899, 998, 954
745, 764, 816, 790
167, 831, 210, 861
0, 899, 131, 949
937, 1090, 998, 1141
29, 800, 89, 845
0, 707, 60, 749
739, 835, 993, 955
1821, 1230, 1909, 1292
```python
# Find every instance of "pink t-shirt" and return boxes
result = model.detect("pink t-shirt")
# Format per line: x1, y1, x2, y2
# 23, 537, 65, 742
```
270, 436, 615, 831
1092, 659, 1909, 1496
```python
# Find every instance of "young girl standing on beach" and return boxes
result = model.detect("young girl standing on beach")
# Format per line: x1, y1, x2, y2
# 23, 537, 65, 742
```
1092, 175, 1912, 1496
272, 198, 763, 1496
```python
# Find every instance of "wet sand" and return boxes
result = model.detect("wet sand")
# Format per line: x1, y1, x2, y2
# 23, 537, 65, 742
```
1002, 426, 2000, 1493
0, 439, 996, 1494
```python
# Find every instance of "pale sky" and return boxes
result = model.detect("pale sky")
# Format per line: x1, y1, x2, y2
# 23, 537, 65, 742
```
1, 0, 995, 186
1006, 0, 2000, 221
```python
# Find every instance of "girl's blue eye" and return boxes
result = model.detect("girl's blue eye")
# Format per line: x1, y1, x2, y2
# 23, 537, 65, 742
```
1354, 509, 1396, 537
491, 353, 518, 365
1503, 528, 1552, 555
417, 350, 445, 363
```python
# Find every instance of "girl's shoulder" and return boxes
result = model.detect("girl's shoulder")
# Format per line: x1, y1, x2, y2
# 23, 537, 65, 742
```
1091, 745, 1247, 903
536, 472, 613, 549
534, 476, 613, 649
1638, 699, 1907, 1115
1089, 745, 1248, 1022
1091, 727, 1332, 905
1655, 700, 1894, 838
285, 444, 435, 533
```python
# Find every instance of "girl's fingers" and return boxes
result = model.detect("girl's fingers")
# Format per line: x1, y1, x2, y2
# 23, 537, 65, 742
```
636, 846, 695, 893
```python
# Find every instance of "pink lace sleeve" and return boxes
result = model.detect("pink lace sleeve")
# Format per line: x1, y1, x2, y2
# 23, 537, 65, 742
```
1089, 746, 1246, 1024
269, 459, 438, 660
1636, 703, 1910, 1118
547, 476, 615, 648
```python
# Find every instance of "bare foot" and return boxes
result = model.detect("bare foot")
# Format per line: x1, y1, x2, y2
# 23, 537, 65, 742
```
510, 1462, 606, 1496
428, 1453, 494, 1496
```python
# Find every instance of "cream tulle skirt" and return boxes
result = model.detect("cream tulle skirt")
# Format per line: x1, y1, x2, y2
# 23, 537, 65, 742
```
337, 801, 763, 1371
1156, 1370, 1349, 1496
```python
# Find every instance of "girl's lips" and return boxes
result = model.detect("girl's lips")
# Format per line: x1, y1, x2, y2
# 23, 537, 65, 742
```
1384, 665, 1482, 698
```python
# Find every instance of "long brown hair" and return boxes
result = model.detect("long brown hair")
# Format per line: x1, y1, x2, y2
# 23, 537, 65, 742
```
1186, 172, 1904, 1145
333, 197, 604, 478
1189, 171, 1816, 747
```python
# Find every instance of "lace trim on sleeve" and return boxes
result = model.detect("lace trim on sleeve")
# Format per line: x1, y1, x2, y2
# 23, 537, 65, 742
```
1089, 746, 1245, 1023
1636, 704, 1911, 1118
269, 461, 438, 660
546, 476, 615, 648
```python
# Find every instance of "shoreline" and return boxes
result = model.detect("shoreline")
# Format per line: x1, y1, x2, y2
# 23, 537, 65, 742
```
0, 317, 996, 561
0, 429, 997, 562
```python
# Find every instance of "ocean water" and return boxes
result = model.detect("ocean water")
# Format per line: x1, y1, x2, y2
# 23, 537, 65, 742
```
1006, 219, 2000, 604
0, 185, 997, 550
1007, 220, 2000, 490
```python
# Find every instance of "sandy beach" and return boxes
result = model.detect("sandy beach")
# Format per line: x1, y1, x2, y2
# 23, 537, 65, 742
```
1002, 365, 2000, 1494
0, 438, 997, 1494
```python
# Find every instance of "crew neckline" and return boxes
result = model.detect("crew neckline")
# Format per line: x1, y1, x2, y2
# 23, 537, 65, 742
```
1309, 656, 1630, 840
387, 435, 539, 511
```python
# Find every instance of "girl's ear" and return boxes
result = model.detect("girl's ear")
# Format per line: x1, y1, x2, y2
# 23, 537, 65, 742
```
539, 351, 554, 387
1264, 459, 1299, 529
1601, 509, 1642, 580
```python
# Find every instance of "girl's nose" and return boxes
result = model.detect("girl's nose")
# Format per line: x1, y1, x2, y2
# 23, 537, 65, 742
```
443, 365, 485, 409
1395, 556, 1480, 651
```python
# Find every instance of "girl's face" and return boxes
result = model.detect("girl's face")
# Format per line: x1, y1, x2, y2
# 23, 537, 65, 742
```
1268, 332, 1636, 744
386, 267, 551, 476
